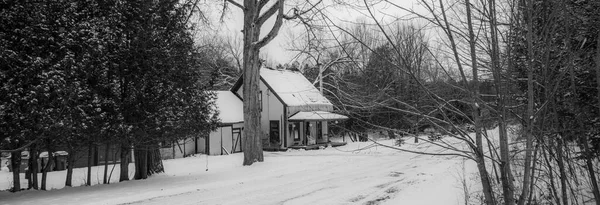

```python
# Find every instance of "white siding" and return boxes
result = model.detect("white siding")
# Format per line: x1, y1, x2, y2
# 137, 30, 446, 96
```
260, 80, 284, 147
221, 126, 233, 154
197, 137, 206, 154
209, 128, 222, 155
232, 123, 244, 152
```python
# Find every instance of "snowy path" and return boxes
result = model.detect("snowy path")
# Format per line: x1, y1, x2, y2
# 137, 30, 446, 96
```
0, 139, 478, 205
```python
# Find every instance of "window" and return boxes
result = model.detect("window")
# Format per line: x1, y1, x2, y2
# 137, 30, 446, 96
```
269, 120, 280, 145
291, 122, 300, 141
317, 121, 323, 140
259, 91, 263, 111
305, 122, 311, 137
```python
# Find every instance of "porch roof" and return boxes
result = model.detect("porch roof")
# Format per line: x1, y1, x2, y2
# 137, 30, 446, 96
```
288, 111, 348, 121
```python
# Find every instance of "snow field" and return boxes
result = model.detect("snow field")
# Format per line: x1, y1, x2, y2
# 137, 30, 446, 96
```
0, 137, 480, 205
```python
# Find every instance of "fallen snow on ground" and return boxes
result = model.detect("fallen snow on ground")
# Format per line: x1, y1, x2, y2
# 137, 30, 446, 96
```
0, 138, 479, 205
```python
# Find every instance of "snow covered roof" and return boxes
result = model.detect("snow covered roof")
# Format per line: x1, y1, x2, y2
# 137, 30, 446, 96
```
288, 111, 348, 121
213, 91, 244, 124
259, 68, 332, 107
260, 68, 333, 107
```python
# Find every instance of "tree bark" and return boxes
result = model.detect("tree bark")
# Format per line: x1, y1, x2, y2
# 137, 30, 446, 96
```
488, 0, 515, 203
103, 142, 110, 184
543, 143, 561, 205
10, 150, 21, 192
241, 0, 265, 166
30, 146, 38, 190
556, 138, 568, 205
134, 146, 148, 180
465, 0, 495, 203
41, 144, 55, 190
86, 142, 93, 186
119, 143, 130, 182
518, 0, 535, 204
147, 147, 164, 176
27, 146, 35, 189
591, 29, 600, 205
65, 145, 75, 187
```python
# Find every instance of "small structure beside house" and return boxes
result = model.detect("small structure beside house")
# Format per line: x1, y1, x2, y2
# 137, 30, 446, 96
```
200, 91, 244, 155
159, 90, 244, 157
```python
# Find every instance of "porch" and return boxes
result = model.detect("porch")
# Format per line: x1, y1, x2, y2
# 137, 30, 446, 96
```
287, 111, 348, 148
288, 141, 347, 150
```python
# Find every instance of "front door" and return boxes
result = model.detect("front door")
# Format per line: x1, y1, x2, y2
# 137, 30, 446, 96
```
290, 122, 300, 143
269, 121, 280, 145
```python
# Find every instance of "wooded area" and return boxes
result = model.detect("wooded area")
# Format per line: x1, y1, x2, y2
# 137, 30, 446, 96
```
285, 0, 600, 204
2, 0, 600, 204
1, 0, 220, 192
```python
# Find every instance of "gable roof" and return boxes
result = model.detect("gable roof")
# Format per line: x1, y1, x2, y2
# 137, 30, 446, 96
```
212, 91, 244, 124
231, 68, 333, 108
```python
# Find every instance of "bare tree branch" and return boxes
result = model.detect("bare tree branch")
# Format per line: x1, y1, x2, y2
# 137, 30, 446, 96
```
225, 0, 244, 10
257, 0, 280, 26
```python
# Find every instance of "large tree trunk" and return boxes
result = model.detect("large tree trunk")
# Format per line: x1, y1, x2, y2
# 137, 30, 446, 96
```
10, 150, 21, 192
241, 0, 264, 166
134, 146, 148, 180
119, 143, 130, 182
147, 147, 164, 176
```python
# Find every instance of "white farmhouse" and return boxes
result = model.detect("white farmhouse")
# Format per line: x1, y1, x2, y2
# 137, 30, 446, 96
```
230, 67, 348, 151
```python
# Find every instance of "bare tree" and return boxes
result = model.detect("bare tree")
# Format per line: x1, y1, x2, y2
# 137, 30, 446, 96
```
224, 0, 322, 165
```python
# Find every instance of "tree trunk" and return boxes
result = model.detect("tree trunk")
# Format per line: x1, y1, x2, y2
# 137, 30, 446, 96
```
26, 163, 32, 189
527, 144, 539, 205
584, 135, 600, 205
103, 142, 110, 184
30, 146, 38, 190
27, 146, 36, 189
134, 146, 148, 180
41, 145, 55, 190
591, 31, 600, 205
241, 0, 265, 166
10, 150, 21, 192
147, 147, 164, 176
488, 0, 515, 203
556, 138, 568, 205
518, 0, 535, 203
86, 142, 93, 186
544, 144, 561, 205
108, 149, 120, 183
65, 146, 75, 187
119, 143, 130, 182
465, 0, 495, 203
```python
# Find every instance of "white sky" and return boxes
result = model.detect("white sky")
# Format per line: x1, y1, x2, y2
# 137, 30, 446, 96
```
202, 0, 431, 65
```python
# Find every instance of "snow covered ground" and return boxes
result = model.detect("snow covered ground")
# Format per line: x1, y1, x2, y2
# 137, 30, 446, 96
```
0, 137, 480, 205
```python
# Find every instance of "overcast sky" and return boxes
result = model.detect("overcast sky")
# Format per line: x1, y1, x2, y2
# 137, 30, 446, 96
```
203, 0, 428, 65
